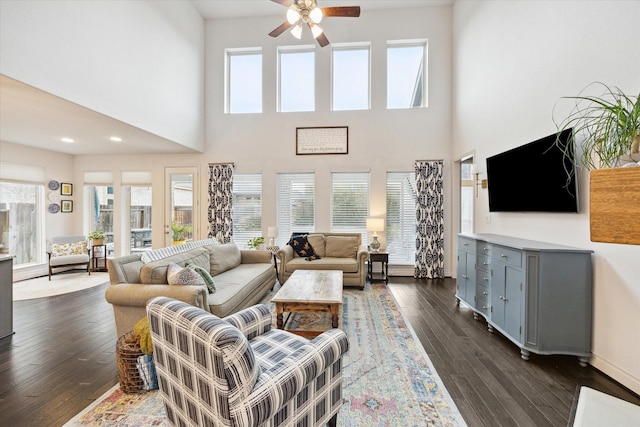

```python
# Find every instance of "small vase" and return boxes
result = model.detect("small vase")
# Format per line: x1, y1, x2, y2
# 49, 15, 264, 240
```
370, 236, 380, 252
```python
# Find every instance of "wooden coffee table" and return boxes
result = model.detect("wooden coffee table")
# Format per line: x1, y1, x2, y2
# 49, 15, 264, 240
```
271, 270, 343, 337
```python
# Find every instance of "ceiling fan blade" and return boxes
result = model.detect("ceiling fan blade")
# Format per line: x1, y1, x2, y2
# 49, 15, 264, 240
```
270, 0, 293, 7
269, 21, 292, 37
316, 32, 330, 48
321, 6, 361, 18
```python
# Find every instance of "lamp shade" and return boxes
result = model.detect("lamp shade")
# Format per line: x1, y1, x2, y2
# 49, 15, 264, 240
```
366, 218, 384, 232
267, 226, 278, 238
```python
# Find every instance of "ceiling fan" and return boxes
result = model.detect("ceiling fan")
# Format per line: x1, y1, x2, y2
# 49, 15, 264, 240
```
268, 0, 361, 47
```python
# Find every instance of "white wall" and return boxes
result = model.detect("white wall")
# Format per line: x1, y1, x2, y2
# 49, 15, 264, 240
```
204, 6, 453, 271
452, 0, 640, 394
0, 0, 205, 150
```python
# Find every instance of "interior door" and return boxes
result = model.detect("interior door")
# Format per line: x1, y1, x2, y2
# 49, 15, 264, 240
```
165, 167, 199, 247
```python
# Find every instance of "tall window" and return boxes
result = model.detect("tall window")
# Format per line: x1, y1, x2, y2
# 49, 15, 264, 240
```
0, 181, 44, 266
331, 172, 369, 241
386, 172, 417, 265
88, 186, 115, 254
276, 173, 315, 245
460, 160, 474, 234
279, 47, 315, 112
387, 40, 427, 109
332, 44, 370, 111
232, 174, 262, 249
225, 48, 262, 114
128, 187, 153, 253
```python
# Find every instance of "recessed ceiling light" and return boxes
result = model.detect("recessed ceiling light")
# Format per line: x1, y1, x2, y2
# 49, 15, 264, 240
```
61, 137, 75, 143
109, 136, 123, 142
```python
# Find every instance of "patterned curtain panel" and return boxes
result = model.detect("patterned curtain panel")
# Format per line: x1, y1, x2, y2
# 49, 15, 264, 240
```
208, 163, 233, 243
415, 160, 444, 279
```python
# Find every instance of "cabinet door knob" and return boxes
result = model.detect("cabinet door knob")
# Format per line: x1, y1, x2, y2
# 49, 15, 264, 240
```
482, 291, 488, 295
462, 275, 468, 279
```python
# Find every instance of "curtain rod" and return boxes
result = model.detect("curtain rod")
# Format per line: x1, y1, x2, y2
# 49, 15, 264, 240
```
415, 159, 444, 162
208, 162, 235, 166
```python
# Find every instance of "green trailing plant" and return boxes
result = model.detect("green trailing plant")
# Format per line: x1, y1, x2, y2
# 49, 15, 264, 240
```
553, 82, 640, 179
247, 236, 265, 249
88, 229, 105, 240
171, 222, 192, 242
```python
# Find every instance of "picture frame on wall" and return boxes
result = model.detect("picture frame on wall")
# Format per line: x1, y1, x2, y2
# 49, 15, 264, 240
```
60, 183, 73, 196
61, 200, 73, 213
296, 126, 348, 155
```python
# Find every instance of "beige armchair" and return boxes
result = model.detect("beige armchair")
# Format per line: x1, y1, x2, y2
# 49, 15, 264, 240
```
47, 235, 90, 280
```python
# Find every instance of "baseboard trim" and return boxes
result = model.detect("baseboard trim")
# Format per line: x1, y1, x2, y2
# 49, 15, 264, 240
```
590, 352, 640, 397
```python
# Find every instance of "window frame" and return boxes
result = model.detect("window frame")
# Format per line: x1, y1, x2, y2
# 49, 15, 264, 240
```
330, 172, 370, 242
225, 47, 263, 114
331, 42, 371, 111
276, 172, 315, 246
277, 45, 316, 113
386, 39, 428, 109
232, 173, 263, 249
386, 171, 417, 265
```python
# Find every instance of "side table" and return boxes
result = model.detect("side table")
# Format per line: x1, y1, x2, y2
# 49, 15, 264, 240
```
91, 244, 108, 272
367, 252, 389, 283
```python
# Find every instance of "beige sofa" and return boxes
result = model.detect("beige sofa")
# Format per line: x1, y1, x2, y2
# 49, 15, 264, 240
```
105, 242, 276, 337
276, 232, 369, 289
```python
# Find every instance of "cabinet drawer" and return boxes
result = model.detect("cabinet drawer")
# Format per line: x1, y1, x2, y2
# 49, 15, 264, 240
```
477, 242, 492, 256
491, 245, 522, 268
458, 237, 476, 252
476, 296, 491, 315
476, 254, 491, 272
476, 283, 489, 299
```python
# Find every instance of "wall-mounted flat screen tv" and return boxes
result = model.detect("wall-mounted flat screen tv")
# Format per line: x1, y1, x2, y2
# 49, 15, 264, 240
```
486, 128, 578, 213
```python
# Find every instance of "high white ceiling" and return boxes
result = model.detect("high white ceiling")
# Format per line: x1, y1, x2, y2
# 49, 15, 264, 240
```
0, 0, 449, 156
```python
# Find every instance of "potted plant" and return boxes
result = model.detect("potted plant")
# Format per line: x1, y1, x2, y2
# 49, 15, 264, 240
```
88, 229, 105, 246
553, 82, 640, 245
171, 222, 192, 245
247, 236, 265, 250
553, 82, 639, 174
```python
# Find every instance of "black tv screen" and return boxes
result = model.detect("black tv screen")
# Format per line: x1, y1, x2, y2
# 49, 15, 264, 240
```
486, 129, 578, 213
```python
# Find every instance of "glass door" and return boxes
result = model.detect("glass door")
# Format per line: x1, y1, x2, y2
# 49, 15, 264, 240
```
165, 167, 198, 247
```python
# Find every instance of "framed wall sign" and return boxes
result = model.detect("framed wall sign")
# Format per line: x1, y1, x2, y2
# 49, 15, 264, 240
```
296, 126, 348, 155
61, 200, 73, 213
60, 183, 73, 196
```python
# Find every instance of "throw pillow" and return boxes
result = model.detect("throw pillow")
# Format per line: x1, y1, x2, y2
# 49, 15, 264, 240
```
167, 262, 206, 287
186, 262, 216, 293
290, 234, 321, 261
51, 241, 87, 257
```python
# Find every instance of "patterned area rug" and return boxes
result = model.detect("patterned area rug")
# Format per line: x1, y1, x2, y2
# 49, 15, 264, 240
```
65, 283, 466, 426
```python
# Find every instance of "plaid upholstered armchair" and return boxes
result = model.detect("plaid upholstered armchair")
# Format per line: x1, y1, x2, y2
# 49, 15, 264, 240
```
147, 297, 349, 427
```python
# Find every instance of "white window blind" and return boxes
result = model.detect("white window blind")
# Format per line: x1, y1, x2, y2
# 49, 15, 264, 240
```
232, 174, 262, 249
386, 172, 417, 265
276, 173, 315, 246
331, 172, 369, 242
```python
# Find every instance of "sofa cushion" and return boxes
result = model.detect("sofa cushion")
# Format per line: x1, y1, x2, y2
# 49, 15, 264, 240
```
51, 241, 87, 256
325, 236, 359, 258
307, 234, 326, 257
284, 257, 359, 273
49, 253, 89, 266
186, 262, 216, 293
207, 263, 274, 317
208, 243, 242, 276
167, 262, 207, 287
140, 247, 210, 284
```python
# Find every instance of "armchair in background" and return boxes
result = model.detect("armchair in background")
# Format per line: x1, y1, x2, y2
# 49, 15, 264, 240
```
47, 235, 90, 280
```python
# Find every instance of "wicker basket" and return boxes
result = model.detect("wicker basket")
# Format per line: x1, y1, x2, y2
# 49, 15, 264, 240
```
116, 331, 145, 394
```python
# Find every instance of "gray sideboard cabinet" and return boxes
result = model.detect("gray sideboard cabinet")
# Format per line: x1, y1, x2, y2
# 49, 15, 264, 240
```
456, 233, 593, 366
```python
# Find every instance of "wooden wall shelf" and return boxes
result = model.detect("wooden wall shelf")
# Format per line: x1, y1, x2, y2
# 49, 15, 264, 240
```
589, 167, 640, 245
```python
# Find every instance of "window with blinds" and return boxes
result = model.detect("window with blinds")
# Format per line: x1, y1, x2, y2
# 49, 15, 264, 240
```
276, 173, 315, 246
386, 172, 417, 265
331, 172, 369, 241
232, 174, 262, 249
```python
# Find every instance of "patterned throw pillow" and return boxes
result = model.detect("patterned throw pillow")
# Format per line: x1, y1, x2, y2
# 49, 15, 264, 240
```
51, 241, 87, 257
289, 234, 321, 261
167, 262, 206, 287
185, 262, 216, 293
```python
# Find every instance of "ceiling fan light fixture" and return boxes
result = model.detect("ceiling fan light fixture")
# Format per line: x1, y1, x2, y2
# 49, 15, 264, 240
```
291, 23, 303, 39
310, 23, 323, 39
286, 7, 300, 25
309, 7, 323, 24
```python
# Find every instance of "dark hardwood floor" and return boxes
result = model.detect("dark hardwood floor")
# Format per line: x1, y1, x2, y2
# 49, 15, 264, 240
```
0, 277, 638, 426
